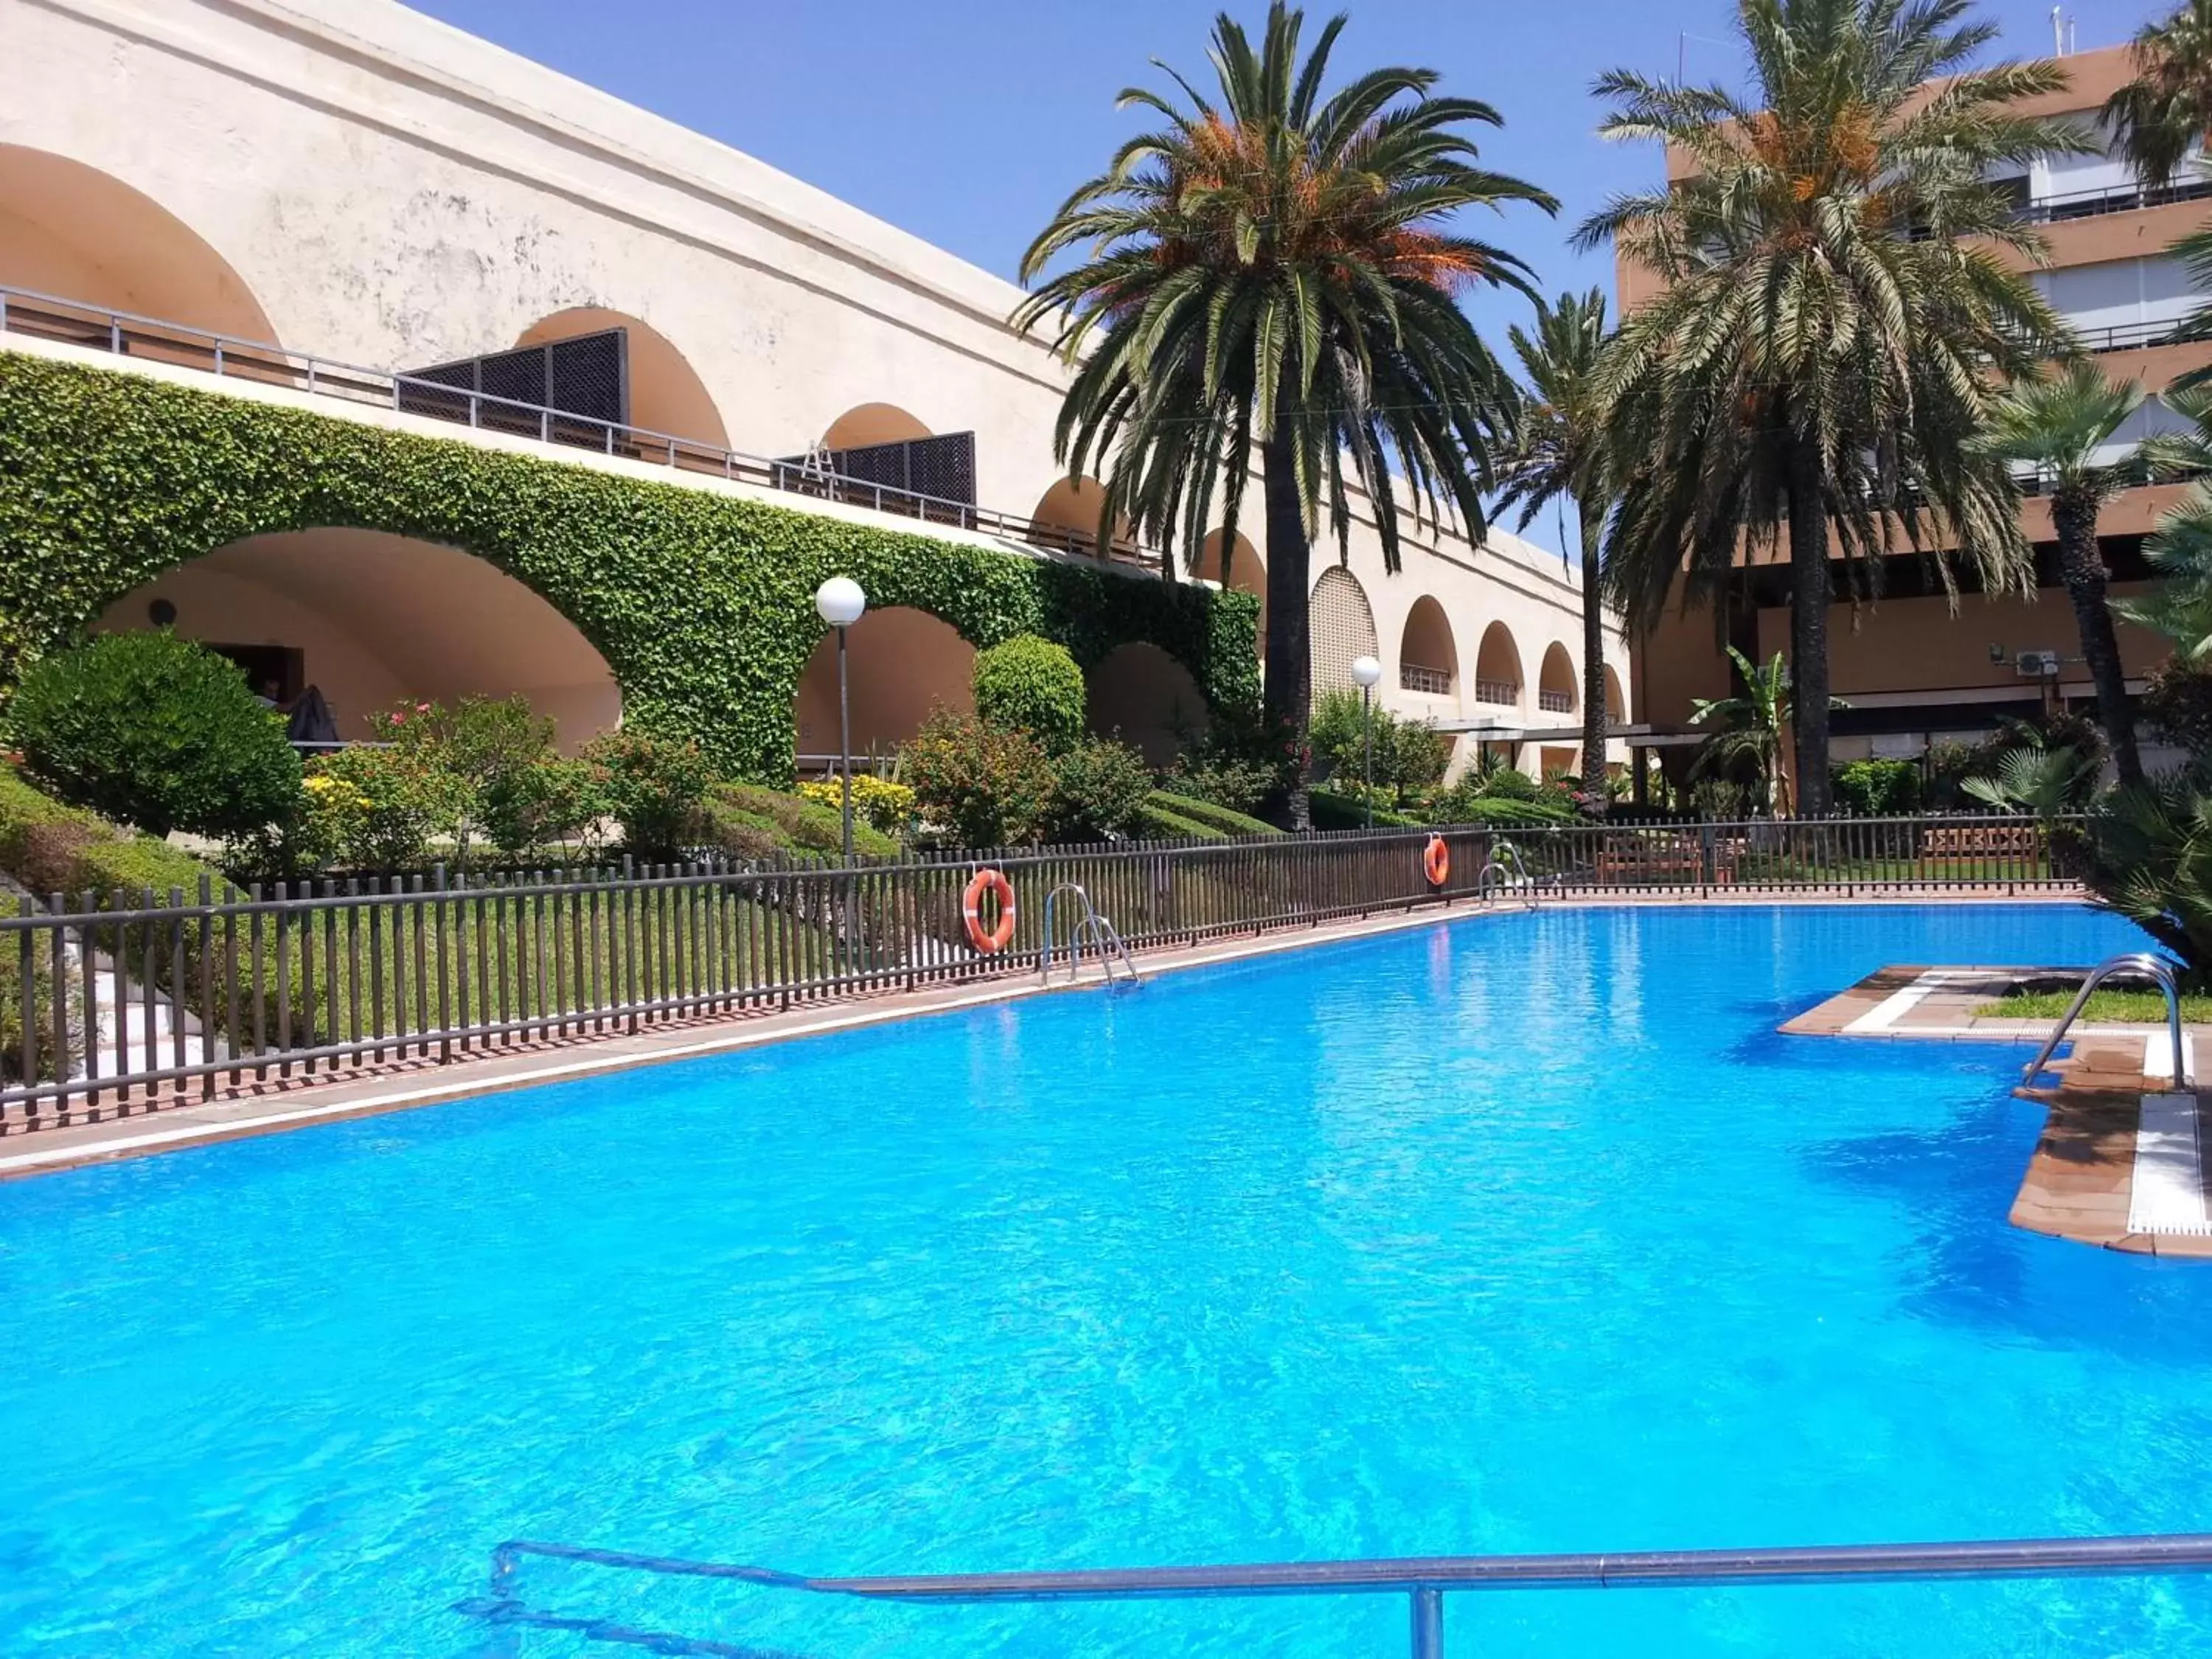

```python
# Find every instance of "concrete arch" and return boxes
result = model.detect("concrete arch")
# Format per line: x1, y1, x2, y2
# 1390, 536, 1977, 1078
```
515, 307, 728, 448
820, 403, 931, 451
1539, 641, 1578, 714
1310, 567, 1378, 696
1086, 641, 1207, 768
793, 606, 975, 763
1604, 664, 1627, 723
1398, 596, 1458, 700
1027, 475, 1129, 557
91, 529, 622, 750
0, 144, 280, 344
1473, 622, 1524, 708
1202, 528, 1267, 651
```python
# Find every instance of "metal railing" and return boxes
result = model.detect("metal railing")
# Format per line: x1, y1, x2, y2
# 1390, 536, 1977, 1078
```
0, 815, 2085, 1132
1472, 678, 1518, 707
2017, 175, 2212, 225
1399, 661, 1453, 696
1537, 688, 1573, 714
0, 283, 1166, 574
467, 1531, 2212, 1657
2020, 951, 2191, 1091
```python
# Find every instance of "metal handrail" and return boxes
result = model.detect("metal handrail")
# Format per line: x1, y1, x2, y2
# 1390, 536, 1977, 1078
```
0, 282, 1168, 573
1038, 882, 1138, 986
473, 1531, 2212, 1658
2020, 952, 2191, 1091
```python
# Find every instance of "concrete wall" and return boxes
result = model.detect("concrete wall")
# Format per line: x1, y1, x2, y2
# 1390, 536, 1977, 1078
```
1, 0, 1627, 771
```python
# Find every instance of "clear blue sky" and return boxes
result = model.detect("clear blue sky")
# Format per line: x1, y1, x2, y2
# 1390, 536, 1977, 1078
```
408, 0, 2165, 549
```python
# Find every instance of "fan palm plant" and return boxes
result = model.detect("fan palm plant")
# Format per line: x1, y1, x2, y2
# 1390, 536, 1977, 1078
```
2119, 383, 2212, 664
1688, 646, 1797, 815
1494, 288, 1618, 811
1969, 362, 2148, 783
2081, 772, 2212, 990
1579, 0, 2082, 815
1012, 3, 1554, 822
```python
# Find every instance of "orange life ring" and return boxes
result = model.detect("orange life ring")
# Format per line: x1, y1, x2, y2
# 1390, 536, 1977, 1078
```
1423, 834, 1450, 887
962, 867, 1018, 954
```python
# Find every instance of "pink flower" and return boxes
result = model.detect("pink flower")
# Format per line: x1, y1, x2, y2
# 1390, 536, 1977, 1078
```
388, 711, 406, 726
416, 701, 432, 714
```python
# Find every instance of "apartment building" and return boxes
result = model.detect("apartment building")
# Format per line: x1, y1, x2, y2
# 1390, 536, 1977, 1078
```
1622, 41, 2198, 774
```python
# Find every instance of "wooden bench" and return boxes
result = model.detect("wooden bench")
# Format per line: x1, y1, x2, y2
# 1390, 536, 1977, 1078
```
1920, 824, 2039, 859
1595, 833, 1736, 886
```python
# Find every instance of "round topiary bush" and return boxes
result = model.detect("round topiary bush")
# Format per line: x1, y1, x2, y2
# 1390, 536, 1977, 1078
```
971, 633, 1087, 754
9, 632, 302, 838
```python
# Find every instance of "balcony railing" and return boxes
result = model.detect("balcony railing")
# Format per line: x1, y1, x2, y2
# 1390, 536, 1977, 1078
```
1537, 689, 1573, 714
1474, 679, 1519, 707
2017, 175, 2212, 225
1399, 661, 1453, 696
0, 283, 1168, 574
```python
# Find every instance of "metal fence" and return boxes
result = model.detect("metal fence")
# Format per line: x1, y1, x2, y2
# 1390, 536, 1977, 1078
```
0, 815, 2083, 1130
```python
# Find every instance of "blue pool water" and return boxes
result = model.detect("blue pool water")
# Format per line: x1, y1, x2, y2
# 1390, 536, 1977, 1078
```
2, 902, 2208, 1656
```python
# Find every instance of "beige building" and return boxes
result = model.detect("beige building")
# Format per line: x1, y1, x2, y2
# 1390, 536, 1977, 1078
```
0, 0, 1627, 778
1620, 41, 2197, 776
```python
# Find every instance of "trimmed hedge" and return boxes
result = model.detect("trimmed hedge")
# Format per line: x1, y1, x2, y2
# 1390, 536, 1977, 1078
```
1145, 790, 1282, 838
1140, 799, 1226, 841
0, 767, 232, 902
0, 353, 1261, 783
1309, 789, 1422, 830
702, 783, 899, 862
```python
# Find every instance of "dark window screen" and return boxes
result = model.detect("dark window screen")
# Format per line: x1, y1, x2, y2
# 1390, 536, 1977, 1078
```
779, 431, 977, 508
397, 329, 630, 444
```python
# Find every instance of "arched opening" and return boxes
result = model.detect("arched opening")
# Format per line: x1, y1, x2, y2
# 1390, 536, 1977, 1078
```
1310, 568, 1379, 697
1027, 476, 1131, 559
0, 144, 280, 344
820, 403, 932, 451
1604, 665, 1627, 723
515, 307, 728, 448
793, 607, 975, 767
1397, 597, 1458, 700
1473, 623, 1524, 709
92, 530, 622, 751
1086, 643, 1207, 768
1539, 643, 1578, 715
1202, 529, 1267, 654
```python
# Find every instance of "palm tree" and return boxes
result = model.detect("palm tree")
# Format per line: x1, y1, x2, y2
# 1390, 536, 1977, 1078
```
1969, 362, 2148, 785
1012, 3, 1554, 824
2105, 0, 2212, 189
2121, 383, 2212, 664
1494, 289, 1618, 813
1579, 0, 2082, 815
1688, 646, 1798, 815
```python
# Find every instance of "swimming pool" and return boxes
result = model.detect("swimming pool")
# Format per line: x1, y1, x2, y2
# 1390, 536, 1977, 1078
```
2, 902, 2207, 1656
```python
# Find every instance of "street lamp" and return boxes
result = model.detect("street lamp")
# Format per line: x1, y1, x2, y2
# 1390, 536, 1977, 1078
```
1351, 655, 1382, 830
814, 576, 867, 864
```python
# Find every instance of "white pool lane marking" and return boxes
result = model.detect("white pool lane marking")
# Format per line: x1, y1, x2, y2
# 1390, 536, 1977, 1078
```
1840, 969, 1993, 1035
2130, 1091, 2212, 1237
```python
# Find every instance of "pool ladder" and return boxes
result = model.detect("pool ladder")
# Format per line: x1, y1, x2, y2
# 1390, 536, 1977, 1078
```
1039, 883, 1140, 987
1475, 840, 1539, 911
2019, 952, 2191, 1091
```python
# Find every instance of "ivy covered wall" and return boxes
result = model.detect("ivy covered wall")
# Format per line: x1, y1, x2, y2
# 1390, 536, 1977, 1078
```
0, 352, 1260, 781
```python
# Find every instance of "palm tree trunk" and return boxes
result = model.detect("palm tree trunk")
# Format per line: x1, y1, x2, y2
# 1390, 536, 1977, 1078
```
1785, 434, 1833, 818
1262, 429, 1314, 830
2051, 484, 2142, 787
1577, 500, 1608, 817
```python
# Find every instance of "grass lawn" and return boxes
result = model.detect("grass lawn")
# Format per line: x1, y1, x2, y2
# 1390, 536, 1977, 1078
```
1977, 987, 2212, 1023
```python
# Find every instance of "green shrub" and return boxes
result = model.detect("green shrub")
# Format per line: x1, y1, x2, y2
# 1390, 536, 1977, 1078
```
1308, 687, 1451, 807
971, 634, 1088, 754
8, 632, 301, 838
1046, 737, 1155, 841
583, 729, 713, 860
1308, 789, 1421, 830
711, 784, 898, 860
1140, 800, 1225, 840
796, 775, 916, 838
903, 707, 1056, 846
481, 756, 609, 860
1478, 765, 1541, 801
1830, 759, 1923, 817
371, 695, 563, 863
305, 742, 466, 872
1146, 790, 1281, 837
1429, 784, 1575, 827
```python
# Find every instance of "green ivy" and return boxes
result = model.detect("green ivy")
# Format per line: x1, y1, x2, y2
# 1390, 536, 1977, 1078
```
0, 353, 1261, 784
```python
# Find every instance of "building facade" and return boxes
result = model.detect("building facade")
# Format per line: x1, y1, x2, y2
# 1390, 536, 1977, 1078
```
1619, 41, 2198, 774
0, 0, 1626, 779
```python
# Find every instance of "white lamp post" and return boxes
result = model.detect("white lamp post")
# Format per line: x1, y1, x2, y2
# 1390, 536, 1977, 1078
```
814, 577, 867, 864
1351, 655, 1382, 830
